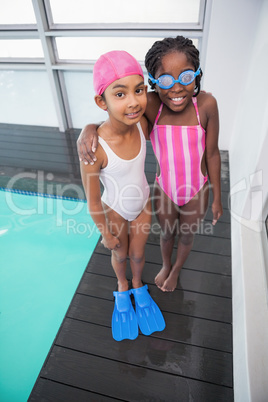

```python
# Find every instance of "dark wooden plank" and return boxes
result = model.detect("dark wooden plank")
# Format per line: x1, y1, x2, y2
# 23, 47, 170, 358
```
67, 294, 113, 326
202, 220, 231, 239
144, 161, 157, 173
29, 378, 119, 401
221, 178, 230, 192
0, 157, 73, 174
94, 242, 232, 275
0, 148, 71, 163
0, 122, 62, 135
86, 254, 232, 298
55, 318, 232, 387
145, 171, 156, 184
0, 134, 70, 149
0, 124, 79, 176
75, 273, 232, 323
192, 234, 231, 256
183, 250, 231, 275
150, 286, 232, 323
0, 141, 71, 154
67, 295, 232, 352
39, 346, 233, 401
160, 313, 232, 352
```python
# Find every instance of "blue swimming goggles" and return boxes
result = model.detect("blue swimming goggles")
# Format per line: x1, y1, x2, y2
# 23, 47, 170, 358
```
148, 66, 201, 89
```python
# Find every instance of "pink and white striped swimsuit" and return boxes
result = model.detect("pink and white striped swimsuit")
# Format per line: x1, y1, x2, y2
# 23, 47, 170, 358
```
150, 97, 208, 206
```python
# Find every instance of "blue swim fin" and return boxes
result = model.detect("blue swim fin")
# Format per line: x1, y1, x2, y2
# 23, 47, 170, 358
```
112, 290, 138, 341
131, 284, 165, 336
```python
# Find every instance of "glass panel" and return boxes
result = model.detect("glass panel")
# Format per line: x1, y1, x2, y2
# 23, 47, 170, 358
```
0, 40, 44, 58
0, 70, 58, 126
56, 37, 199, 63
49, 0, 200, 24
0, 0, 36, 24
63, 71, 107, 128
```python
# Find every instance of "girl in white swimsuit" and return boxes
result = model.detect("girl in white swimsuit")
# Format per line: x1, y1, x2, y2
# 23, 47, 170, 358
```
80, 50, 165, 341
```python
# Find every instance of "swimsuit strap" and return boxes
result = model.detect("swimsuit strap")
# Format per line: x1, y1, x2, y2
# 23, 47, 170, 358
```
154, 99, 201, 126
154, 103, 164, 125
192, 97, 201, 125
155, 100, 200, 126
136, 121, 144, 144
98, 122, 143, 161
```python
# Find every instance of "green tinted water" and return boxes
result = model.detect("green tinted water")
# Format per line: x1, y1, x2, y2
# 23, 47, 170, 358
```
0, 190, 99, 401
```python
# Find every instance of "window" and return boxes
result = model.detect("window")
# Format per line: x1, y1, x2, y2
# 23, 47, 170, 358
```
0, 39, 44, 60
0, 0, 208, 131
48, 0, 201, 26
0, 0, 36, 26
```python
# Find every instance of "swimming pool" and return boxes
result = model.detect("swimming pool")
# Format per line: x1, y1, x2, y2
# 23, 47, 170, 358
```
0, 189, 100, 402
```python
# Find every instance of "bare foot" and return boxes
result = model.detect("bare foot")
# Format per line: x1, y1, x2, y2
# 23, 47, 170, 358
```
161, 269, 181, 292
155, 266, 171, 289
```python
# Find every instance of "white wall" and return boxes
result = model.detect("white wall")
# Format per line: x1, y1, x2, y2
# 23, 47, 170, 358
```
203, 0, 262, 151
230, 2, 268, 398
205, 0, 268, 401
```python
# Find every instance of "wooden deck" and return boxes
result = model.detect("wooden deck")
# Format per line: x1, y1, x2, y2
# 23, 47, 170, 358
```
29, 149, 233, 401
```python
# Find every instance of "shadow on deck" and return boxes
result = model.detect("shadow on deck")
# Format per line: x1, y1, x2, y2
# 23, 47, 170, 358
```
29, 149, 233, 401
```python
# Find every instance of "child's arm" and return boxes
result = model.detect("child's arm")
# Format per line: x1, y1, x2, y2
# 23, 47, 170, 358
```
77, 123, 102, 165
204, 95, 223, 225
80, 154, 120, 250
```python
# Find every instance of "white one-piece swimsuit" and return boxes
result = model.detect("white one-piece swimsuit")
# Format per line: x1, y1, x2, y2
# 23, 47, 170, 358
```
98, 122, 150, 221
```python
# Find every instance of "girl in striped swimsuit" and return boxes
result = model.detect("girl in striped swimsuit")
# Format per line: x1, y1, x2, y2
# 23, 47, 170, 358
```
78, 36, 223, 292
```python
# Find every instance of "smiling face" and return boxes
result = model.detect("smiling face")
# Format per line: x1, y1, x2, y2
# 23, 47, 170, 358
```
154, 51, 196, 113
95, 74, 147, 128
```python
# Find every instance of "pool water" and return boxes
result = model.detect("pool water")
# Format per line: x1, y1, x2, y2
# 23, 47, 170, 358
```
0, 189, 100, 402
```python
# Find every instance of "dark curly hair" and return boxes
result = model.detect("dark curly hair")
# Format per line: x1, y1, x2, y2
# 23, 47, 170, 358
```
145, 35, 202, 96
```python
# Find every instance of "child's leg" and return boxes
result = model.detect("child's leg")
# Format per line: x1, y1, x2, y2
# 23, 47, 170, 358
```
161, 183, 209, 292
153, 183, 180, 289
104, 207, 130, 292
128, 198, 152, 289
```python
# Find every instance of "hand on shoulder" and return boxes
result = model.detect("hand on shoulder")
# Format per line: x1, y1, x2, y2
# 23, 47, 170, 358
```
80, 139, 105, 173
77, 123, 100, 165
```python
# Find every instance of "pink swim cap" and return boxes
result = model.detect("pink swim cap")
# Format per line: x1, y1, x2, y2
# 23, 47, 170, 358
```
93, 50, 144, 95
